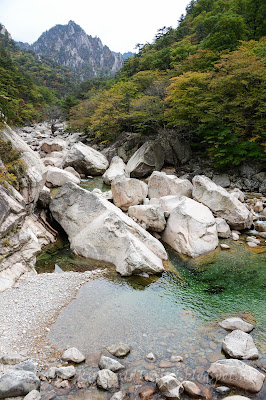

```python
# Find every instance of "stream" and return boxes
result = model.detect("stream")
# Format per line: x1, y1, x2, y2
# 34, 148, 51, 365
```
36, 179, 266, 399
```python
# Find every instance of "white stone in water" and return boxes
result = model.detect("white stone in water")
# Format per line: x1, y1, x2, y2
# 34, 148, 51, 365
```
220, 244, 230, 250
222, 330, 259, 359
106, 343, 130, 357
219, 317, 254, 333
157, 374, 184, 399
61, 347, 85, 363
99, 356, 125, 372
96, 369, 119, 390
232, 231, 239, 240
215, 386, 230, 394
146, 352, 156, 362
246, 236, 260, 244
56, 366, 76, 379
247, 241, 258, 247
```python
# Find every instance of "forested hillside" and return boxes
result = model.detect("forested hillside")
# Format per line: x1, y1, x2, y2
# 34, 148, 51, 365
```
69, 0, 266, 168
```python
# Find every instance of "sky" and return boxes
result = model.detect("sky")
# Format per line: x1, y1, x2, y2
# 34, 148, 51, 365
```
0, 0, 189, 53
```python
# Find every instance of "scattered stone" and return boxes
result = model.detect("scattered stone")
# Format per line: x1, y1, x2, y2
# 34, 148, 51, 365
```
0, 353, 26, 365
207, 359, 265, 392
246, 236, 260, 245
110, 391, 124, 400
0, 370, 40, 398
222, 330, 259, 360
146, 352, 156, 362
219, 317, 254, 333
138, 384, 156, 400
220, 244, 230, 250
170, 356, 183, 362
215, 386, 230, 395
99, 356, 125, 372
247, 242, 257, 248
232, 231, 239, 241
96, 369, 119, 390
13, 360, 36, 373
157, 374, 184, 399
55, 365, 76, 379
62, 347, 85, 363
45, 367, 57, 379
106, 343, 130, 358
24, 390, 41, 400
182, 380, 206, 398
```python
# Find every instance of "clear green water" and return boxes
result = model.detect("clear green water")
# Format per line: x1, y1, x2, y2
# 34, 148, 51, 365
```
37, 237, 266, 399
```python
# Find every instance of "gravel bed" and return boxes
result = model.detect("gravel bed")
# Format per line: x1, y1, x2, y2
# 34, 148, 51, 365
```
0, 270, 103, 366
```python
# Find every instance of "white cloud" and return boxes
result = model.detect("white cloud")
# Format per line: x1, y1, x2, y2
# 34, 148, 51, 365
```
0, 0, 189, 53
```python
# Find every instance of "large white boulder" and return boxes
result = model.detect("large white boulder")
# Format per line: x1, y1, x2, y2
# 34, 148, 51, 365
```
192, 175, 253, 230
222, 330, 259, 360
63, 142, 108, 176
148, 171, 192, 199
128, 204, 166, 232
127, 141, 164, 178
219, 317, 254, 333
103, 156, 129, 185
45, 166, 80, 187
50, 182, 167, 276
111, 177, 148, 211
161, 196, 218, 258
207, 359, 265, 392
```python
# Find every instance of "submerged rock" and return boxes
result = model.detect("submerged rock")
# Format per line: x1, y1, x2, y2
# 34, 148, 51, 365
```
162, 196, 218, 258
50, 182, 166, 276
219, 317, 254, 333
157, 374, 184, 399
207, 359, 264, 392
222, 330, 259, 360
192, 175, 253, 230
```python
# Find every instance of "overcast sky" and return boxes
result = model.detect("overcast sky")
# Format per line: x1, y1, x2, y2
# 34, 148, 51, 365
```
0, 0, 189, 53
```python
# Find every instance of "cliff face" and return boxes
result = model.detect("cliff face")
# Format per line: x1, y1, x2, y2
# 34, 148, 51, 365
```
29, 20, 124, 80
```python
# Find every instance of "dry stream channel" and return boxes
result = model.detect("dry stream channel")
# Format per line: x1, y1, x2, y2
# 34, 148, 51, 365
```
35, 178, 266, 400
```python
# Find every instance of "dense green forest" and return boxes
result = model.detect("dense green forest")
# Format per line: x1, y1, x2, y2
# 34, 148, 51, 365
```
69, 0, 266, 168
0, 0, 265, 168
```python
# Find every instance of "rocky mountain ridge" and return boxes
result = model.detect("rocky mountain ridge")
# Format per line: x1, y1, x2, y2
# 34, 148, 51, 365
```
17, 20, 124, 80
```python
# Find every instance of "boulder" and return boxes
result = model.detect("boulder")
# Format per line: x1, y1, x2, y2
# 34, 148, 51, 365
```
127, 141, 164, 178
63, 142, 108, 175
128, 205, 166, 232
111, 177, 148, 211
157, 374, 184, 399
106, 344, 130, 357
254, 220, 266, 232
38, 186, 51, 208
215, 218, 231, 238
103, 156, 129, 184
64, 166, 81, 180
0, 185, 26, 238
0, 370, 40, 398
99, 356, 125, 372
24, 390, 41, 400
192, 176, 253, 230
160, 135, 191, 166
62, 347, 85, 363
45, 166, 80, 187
213, 174, 230, 188
207, 359, 264, 392
40, 138, 66, 153
50, 182, 167, 276
148, 171, 192, 199
42, 156, 63, 168
96, 369, 119, 390
219, 317, 254, 333
161, 196, 218, 258
228, 188, 245, 202
222, 330, 259, 360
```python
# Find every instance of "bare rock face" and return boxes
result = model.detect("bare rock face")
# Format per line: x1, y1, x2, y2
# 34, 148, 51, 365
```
192, 175, 253, 230
45, 165, 80, 187
61, 347, 85, 363
161, 196, 218, 258
157, 374, 184, 399
0, 185, 26, 238
148, 171, 193, 199
96, 369, 119, 391
207, 359, 265, 392
128, 204, 166, 232
103, 156, 129, 184
222, 330, 259, 360
50, 182, 166, 276
0, 370, 40, 398
111, 177, 148, 211
63, 142, 109, 176
219, 317, 254, 333
127, 141, 165, 178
